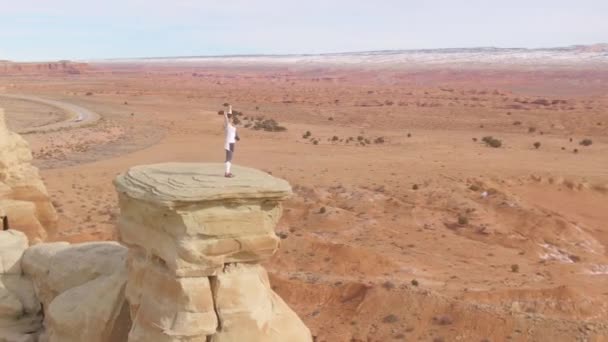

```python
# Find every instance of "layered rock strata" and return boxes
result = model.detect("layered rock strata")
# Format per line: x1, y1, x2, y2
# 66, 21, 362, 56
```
0, 108, 57, 243
114, 163, 312, 341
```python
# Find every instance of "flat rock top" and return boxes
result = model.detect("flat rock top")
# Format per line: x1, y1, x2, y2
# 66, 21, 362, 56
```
114, 163, 292, 206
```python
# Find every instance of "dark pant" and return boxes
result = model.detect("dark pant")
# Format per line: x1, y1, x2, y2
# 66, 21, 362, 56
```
225, 143, 235, 162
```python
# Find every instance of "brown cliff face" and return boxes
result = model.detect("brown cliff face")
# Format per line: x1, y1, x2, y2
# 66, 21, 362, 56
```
0, 61, 89, 75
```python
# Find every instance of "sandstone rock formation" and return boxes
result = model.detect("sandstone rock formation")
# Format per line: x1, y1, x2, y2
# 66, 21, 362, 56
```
0, 108, 57, 243
21, 241, 130, 342
114, 163, 312, 341
210, 263, 315, 342
1, 162, 311, 342
0, 230, 41, 342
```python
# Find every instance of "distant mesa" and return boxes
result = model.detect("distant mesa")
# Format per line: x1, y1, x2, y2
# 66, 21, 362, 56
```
573, 43, 608, 53
0, 60, 89, 75
87, 43, 608, 69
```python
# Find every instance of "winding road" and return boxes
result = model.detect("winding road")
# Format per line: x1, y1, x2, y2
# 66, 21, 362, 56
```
0, 94, 100, 133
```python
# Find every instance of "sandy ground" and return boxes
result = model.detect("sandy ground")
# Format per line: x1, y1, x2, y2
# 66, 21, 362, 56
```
1, 62, 608, 341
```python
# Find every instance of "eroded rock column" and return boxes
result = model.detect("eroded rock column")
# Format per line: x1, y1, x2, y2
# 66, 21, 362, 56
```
0, 108, 58, 243
114, 163, 312, 342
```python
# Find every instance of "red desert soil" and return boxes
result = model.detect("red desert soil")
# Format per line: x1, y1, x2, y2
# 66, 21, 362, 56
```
1, 61, 607, 341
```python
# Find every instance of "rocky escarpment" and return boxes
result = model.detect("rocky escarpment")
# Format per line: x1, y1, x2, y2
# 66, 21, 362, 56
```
0, 61, 87, 76
0, 108, 57, 243
114, 163, 312, 341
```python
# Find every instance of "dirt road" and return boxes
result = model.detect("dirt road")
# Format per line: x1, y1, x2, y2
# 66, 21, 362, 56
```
0, 93, 100, 133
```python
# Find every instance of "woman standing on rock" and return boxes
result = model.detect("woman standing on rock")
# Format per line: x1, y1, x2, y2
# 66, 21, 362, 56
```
222, 104, 239, 178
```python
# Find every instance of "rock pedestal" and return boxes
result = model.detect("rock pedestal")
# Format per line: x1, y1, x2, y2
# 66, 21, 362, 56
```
114, 163, 312, 342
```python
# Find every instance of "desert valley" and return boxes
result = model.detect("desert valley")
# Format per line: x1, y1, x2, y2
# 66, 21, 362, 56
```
1, 45, 608, 341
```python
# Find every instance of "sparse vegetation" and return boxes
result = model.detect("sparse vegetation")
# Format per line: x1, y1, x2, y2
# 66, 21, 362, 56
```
533, 142, 541, 149
469, 184, 480, 191
528, 126, 536, 133
513, 121, 522, 126
253, 118, 287, 132
412, 184, 419, 190
411, 279, 419, 286
433, 315, 453, 326
382, 281, 395, 290
457, 215, 468, 225
374, 137, 385, 144
511, 264, 519, 273
579, 139, 593, 146
318, 207, 326, 214
382, 314, 399, 324
482, 136, 502, 148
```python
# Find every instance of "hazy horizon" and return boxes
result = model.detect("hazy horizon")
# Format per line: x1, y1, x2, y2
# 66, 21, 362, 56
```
1, 0, 607, 61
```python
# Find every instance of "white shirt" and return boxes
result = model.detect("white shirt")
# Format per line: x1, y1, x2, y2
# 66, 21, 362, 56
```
225, 123, 236, 150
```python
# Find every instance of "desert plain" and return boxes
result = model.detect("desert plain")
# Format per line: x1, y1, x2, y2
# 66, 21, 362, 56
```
1, 49, 608, 341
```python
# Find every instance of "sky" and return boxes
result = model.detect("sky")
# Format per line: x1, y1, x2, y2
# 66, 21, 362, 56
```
1, 0, 607, 61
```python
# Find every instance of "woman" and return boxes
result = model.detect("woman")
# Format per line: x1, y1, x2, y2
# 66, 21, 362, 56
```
223, 104, 239, 177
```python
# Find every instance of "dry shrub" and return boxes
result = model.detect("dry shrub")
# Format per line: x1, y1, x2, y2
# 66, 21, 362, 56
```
253, 119, 286, 132
482, 136, 502, 148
